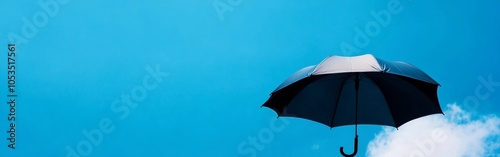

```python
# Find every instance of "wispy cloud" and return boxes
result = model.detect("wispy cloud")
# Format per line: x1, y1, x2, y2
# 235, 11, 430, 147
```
366, 104, 500, 157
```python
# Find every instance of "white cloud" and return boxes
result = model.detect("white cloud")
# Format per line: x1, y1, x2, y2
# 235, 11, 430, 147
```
366, 103, 500, 157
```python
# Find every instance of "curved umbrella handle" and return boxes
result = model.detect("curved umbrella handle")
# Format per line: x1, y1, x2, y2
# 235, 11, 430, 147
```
340, 135, 358, 157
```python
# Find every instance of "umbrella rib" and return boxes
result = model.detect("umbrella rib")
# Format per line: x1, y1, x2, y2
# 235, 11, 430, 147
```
366, 74, 398, 127
329, 73, 352, 128
372, 74, 441, 111
402, 76, 440, 104
390, 61, 405, 75
392, 75, 443, 114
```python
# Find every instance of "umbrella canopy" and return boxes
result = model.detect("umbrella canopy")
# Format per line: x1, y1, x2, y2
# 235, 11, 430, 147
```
261, 54, 443, 156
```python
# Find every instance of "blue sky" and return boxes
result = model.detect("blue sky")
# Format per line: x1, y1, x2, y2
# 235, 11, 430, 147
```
1, 0, 499, 156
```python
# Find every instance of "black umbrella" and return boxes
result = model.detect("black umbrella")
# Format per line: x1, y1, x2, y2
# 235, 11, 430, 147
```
262, 54, 443, 157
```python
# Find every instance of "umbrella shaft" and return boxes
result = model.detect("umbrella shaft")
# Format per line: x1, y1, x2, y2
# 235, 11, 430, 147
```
355, 73, 359, 136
